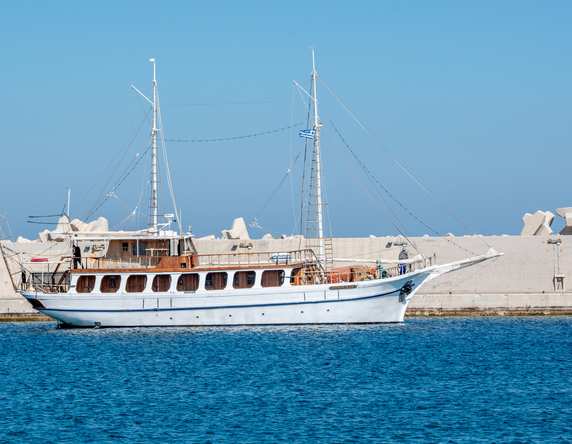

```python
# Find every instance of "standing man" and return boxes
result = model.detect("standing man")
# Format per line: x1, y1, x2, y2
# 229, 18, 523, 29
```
399, 247, 408, 275
73, 244, 82, 269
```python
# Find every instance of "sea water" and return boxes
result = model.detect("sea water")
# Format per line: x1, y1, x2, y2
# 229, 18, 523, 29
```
0, 317, 571, 443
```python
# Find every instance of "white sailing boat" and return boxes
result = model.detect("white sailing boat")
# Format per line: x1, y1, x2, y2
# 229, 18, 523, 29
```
10, 54, 501, 327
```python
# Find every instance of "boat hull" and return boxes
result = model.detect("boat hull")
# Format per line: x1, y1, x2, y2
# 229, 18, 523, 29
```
21, 271, 434, 327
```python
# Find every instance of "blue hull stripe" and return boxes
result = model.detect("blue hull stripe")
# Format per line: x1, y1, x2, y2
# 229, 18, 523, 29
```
35, 285, 413, 314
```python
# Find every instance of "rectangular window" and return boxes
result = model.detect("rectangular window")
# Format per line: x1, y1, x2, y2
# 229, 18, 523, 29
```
122, 243, 128, 252
132, 243, 147, 256
206, 272, 227, 290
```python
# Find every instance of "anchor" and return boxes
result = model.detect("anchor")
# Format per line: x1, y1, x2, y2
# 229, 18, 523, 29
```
398, 280, 413, 303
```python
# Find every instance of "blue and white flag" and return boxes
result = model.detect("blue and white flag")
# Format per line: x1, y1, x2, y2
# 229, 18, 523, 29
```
299, 129, 315, 139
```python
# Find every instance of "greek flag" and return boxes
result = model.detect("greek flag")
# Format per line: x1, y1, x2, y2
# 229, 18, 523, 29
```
299, 129, 315, 139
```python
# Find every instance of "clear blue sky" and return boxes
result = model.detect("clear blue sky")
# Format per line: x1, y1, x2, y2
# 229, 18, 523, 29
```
2, 1, 571, 241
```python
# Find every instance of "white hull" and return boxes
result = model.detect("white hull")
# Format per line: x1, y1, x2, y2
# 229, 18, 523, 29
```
22, 269, 442, 327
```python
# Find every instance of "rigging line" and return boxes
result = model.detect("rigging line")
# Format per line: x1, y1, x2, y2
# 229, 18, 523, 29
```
88, 110, 151, 211
320, 154, 334, 239
157, 92, 182, 235
250, 222, 286, 237
84, 146, 151, 221
163, 100, 305, 107
320, 126, 411, 239
60, 200, 68, 218
320, 130, 421, 255
134, 90, 153, 126
243, 144, 306, 238
83, 138, 151, 221
298, 84, 314, 251
165, 121, 305, 143
289, 83, 298, 231
156, 156, 166, 223
76, 111, 151, 216
320, 113, 415, 244
321, 109, 410, 218
319, 105, 479, 256
84, 130, 152, 218
27, 214, 64, 219
420, 256, 501, 309
448, 256, 501, 293
317, 74, 491, 249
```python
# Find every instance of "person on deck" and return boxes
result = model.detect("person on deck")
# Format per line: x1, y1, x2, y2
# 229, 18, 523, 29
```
73, 244, 82, 269
399, 247, 408, 275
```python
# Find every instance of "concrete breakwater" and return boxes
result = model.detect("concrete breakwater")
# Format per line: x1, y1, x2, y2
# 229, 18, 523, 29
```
1, 234, 570, 317
194, 235, 572, 316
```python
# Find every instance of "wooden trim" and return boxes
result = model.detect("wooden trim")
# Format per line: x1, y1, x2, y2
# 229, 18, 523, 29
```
71, 263, 297, 274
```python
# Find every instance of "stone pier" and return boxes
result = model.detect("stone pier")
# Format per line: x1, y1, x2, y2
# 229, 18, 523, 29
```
2, 234, 571, 318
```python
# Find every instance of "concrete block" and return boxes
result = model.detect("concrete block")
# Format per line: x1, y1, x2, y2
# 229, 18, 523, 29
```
221, 217, 249, 240
521, 210, 553, 236
540, 211, 555, 235
556, 207, 572, 235
89, 217, 109, 233
70, 219, 88, 232
49, 216, 72, 241
38, 229, 50, 243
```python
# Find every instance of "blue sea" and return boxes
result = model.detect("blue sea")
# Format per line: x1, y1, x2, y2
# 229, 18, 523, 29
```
1, 317, 571, 443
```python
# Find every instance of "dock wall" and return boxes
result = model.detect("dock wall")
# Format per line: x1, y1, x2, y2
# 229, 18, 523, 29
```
1, 234, 571, 316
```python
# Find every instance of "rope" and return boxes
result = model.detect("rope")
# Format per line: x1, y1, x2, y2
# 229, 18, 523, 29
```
317, 74, 492, 250
418, 255, 501, 309
319, 130, 422, 255
319, 106, 479, 257
163, 100, 304, 107
84, 145, 151, 221
235, 144, 307, 241
165, 121, 305, 143
75, 111, 151, 216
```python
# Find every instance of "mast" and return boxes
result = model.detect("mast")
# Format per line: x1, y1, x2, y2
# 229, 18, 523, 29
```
305, 47, 327, 266
149, 58, 158, 234
312, 48, 324, 264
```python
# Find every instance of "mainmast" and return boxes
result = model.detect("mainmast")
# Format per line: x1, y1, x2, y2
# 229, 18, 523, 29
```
149, 58, 158, 234
305, 47, 332, 270
311, 48, 324, 264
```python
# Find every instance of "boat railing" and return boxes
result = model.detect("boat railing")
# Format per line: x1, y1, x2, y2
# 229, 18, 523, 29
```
293, 256, 436, 285
75, 256, 163, 270
23, 282, 70, 294
22, 267, 71, 294
197, 249, 318, 269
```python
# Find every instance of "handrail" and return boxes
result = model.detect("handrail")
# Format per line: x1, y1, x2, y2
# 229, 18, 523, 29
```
21, 255, 435, 294
291, 256, 435, 285
196, 249, 318, 269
